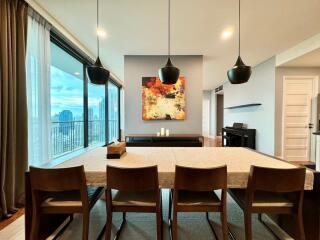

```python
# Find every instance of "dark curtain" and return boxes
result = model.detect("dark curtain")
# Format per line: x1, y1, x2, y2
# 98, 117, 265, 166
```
0, 0, 28, 218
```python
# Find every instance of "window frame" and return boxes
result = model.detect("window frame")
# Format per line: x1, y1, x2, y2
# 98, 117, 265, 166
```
107, 80, 122, 143
49, 30, 121, 158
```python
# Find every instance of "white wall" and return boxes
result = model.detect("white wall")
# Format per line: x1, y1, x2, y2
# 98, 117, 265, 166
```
224, 57, 276, 155
276, 33, 320, 67
202, 91, 211, 137
124, 55, 203, 135
209, 91, 217, 137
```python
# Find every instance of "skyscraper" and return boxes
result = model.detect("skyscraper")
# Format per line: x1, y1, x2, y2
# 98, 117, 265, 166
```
58, 110, 73, 135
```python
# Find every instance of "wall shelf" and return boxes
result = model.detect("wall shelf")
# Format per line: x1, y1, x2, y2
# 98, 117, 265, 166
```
224, 103, 262, 109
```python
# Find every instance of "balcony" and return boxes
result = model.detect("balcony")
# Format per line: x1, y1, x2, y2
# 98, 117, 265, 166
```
51, 120, 118, 159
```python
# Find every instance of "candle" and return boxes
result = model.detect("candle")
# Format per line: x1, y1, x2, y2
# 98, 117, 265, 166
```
160, 128, 165, 136
166, 129, 170, 137
157, 132, 160, 136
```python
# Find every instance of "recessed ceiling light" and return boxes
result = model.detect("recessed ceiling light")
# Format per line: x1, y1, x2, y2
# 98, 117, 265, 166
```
221, 29, 233, 39
74, 72, 80, 76
97, 28, 107, 38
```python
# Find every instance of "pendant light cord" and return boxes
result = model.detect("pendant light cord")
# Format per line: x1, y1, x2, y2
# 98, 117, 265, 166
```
97, 0, 100, 56
168, 0, 171, 58
238, 0, 241, 56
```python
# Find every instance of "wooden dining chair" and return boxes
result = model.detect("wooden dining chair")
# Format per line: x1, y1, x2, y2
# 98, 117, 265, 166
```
105, 165, 162, 240
228, 165, 306, 240
169, 165, 228, 240
29, 166, 104, 240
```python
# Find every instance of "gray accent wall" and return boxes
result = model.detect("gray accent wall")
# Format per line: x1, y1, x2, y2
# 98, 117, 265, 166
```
223, 57, 276, 155
124, 55, 203, 135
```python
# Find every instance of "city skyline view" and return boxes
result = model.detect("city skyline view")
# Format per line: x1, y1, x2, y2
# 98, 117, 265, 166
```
51, 65, 105, 120
48, 41, 119, 159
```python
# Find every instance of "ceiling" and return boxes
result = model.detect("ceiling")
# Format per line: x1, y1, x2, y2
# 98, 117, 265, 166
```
34, 0, 320, 90
281, 47, 320, 67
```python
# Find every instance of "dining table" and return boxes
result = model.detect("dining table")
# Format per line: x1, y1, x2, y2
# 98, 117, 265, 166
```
24, 147, 320, 240
56, 146, 315, 190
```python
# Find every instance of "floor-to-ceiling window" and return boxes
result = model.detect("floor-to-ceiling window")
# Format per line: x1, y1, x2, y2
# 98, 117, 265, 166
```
50, 42, 85, 158
88, 83, 106, 146
108, 81, 120, 143
27, 29, 122, 164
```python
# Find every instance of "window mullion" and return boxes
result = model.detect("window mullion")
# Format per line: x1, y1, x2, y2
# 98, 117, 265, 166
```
105, 80, 109, 144
84, 64, 89, 148
118, 87, 121, 141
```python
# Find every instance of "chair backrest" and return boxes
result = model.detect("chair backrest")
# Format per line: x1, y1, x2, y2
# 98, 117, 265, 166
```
106, 165, 159, 191
248, 165, 306, 193
29, 166, 87, 192
174, 165, 227, 191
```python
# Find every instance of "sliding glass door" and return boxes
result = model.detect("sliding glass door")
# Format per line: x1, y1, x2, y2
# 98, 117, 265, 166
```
27, 29, 122, 164
108, 82, 120, 143
88, 83, 106, 146
50, 42, 84, 158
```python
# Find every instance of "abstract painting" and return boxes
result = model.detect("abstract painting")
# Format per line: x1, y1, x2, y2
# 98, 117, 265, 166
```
142, 76, 186, 120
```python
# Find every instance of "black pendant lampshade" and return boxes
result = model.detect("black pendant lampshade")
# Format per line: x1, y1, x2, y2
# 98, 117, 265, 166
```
227, 0, 251, 84
159, 58, 180, 85
227, 56, 251, 84
159, 0, 180, 85
87, 0, 110, 85
87, 57, 110, 85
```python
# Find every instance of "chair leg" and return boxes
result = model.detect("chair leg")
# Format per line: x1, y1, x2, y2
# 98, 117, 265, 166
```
168, 190, 173, 240
244, 211, 252, 240
206, 212, 219, 240
160, 197, 163, 239
30, 210, 40, 240
257, 213, 282, 240
105, 210, 112, 240
295, 213, 305, 240
97, 223, 106, 240
82, 212, 90, 240
168, 189, 172, 222
172, 209, 177, 240
114, 212, 126, 240
227, 225, 237, 240
52, 215, 74, 240
220, 211, 228, 240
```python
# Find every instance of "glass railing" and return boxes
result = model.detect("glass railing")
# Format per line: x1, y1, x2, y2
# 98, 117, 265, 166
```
108, 119, 119, 143
51, 120, 105, 159
51, 121, 84, 159
51, 119, 119, 159
88, 120, 106, 146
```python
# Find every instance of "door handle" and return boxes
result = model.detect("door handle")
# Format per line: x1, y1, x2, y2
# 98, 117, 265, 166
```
309, 123, 314, 129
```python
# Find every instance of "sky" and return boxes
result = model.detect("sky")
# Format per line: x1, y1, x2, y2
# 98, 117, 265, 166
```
50, 66, 105, 118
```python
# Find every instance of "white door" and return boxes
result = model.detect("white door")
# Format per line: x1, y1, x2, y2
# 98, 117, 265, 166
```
283, 76, 318, 162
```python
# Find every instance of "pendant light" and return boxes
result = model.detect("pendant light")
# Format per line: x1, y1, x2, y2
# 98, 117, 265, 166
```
227, 0, 251, 84
158, 0, 180, 85
87, 0, 110, 85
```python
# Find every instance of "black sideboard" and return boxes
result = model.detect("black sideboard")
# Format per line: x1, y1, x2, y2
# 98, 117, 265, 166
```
125, 134, 204, 147
222, 127, 256, 149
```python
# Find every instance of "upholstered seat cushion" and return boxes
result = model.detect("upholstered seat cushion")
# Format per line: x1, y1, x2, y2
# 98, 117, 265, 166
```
177, 190, 221, 206
112, 190, 157, 207
230, 189, 294, 208
41, 186, 104, 208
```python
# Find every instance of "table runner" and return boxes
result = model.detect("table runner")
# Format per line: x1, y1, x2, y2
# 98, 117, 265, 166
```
57, 147, 314, 189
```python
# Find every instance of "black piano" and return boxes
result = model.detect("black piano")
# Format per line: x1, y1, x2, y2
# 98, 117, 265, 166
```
222, 123, 256, 149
